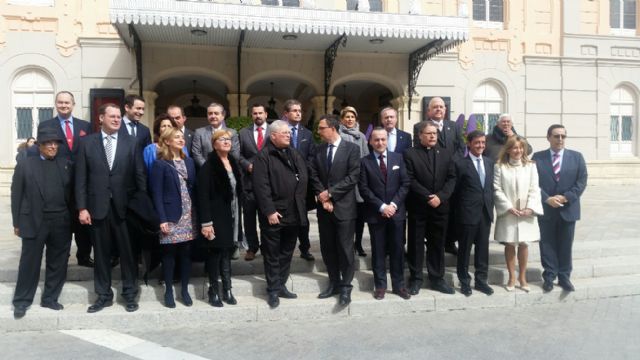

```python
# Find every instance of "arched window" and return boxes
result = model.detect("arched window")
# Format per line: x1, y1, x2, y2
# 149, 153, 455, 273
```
472, 81, 504, 133
610, 86, 636, 156
12, 68, 54, 143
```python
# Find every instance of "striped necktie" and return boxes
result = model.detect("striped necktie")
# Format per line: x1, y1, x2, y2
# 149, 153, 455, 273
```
552, 152, 560, 181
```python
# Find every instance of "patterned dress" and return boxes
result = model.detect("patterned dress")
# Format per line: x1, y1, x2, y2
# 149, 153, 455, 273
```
159, 159, 197, 244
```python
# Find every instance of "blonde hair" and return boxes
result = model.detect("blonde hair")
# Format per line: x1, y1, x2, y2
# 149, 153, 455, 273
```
340, 106, 358, 119
157, 128, 186, 161
497, 136, 531, 165
211, 129, 233, 151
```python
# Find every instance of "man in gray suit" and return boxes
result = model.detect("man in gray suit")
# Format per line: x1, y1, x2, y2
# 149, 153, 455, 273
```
191, 103, 240, 167
167, 105, 195, 154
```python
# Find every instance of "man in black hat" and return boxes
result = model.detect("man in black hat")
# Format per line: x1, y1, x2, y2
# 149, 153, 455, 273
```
11, 128, 74, 319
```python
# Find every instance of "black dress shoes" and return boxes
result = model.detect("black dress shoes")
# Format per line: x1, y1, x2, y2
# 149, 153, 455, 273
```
222, 290, 237, 305
408, 282, 421, 296
339, 288, 352, 306
474, 282, 494, 295
373, 288, 385, 300
460, 284, 473, 297
181, 292, 193, 307
13, 306, 27, 319
318, 285, 340, 299
268, 293, 280, 308
542, 281, 554, 293
125, 300, 139, 312
431, 280, 455, 294
77, 256, 94, 268
164, 292, 176, 308
445, 244, 458, 256
87, 298, 113, 313
41, 301, 64, 310
300, 252, 315, 261
278, 287, 298, 299
559, 279, 575, 292
208, 290, 223, 307
355, 245, 367, 257
110, 257, 120, 268
392, 288, 411, 300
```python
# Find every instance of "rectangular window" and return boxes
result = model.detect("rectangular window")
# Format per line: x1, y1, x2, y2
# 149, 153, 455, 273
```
611, 0, 637, 32
282, 0, 299, 6
473, 0, 503, 29
38, 107, 53, 123
16, 108, 33, 139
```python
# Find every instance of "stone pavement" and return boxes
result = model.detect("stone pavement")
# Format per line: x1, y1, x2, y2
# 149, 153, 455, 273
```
1, 183, 640, 332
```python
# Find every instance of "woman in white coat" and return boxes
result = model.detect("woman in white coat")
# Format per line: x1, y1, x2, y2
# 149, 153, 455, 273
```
493, 136, 543, 292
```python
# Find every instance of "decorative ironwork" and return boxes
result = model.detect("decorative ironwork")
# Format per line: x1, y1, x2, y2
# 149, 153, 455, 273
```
324, 33, 347, 113
129, 24, 143, 97
237, 30, 246, 116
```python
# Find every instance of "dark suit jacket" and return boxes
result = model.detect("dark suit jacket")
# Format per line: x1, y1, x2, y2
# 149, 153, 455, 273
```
293, 124, 316, 163
38, 117, 92, 162
532, 149, 588, 222
393, 129, 412, 154
359, 151, 410, 224
149, 158, 196, 224
75, 132, 147, 220
413, 119, 465, 158
183, 127, 195, 155
11, 156, 72, 238
238, 124, 270, 192
309, 140, 360, 221
191, 125, 240, 167
404, 145, 456, 216
119, 117, 152, 152
454, 155, 494, 225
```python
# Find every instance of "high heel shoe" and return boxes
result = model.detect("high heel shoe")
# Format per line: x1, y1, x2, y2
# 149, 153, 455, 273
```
222, 290, 237, 305
505, 283, 515, 292
518, 283, 531, 293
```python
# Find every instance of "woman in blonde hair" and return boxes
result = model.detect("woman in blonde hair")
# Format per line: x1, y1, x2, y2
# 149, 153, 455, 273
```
149, 128, 197, 308
493, 136, 543, 292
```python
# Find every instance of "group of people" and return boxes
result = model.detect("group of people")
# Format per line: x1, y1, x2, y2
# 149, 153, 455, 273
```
10, 91, 587, 319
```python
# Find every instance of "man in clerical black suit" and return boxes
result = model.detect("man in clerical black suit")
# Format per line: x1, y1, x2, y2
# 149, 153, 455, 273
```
37, 91, 93, 267
359, 127, 411, 300
76, 103, 146, 313
380, 107, 412, 154
309, 115, 360, 306
238, 103, 270, 261
453, 130, 495, 297
533, 124, 587, 293
11, 128, 73, 319
404, 121, 456, 295
119, 95, 152, 152
167, 104, 195, 155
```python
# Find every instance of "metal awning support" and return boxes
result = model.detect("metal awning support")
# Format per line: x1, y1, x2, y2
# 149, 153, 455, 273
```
129, 24, 143, 97
324, 34, 347, 114
237, 30, 246, 116
407, 39, 461, 120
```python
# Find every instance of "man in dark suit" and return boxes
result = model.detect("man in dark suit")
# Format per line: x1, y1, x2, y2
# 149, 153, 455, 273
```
239, 104, 270, 261
404, 121, 456, 295
533, 124, 587, 293
167, 104, 195, 154
284, 99, 316, 261
119, 95, 152, 151
453, 130, 495, 296
380, 107, 412, 154
37, 91, 93, 267
253, 120, 309, 308
309, 115, 360, 306
191, 103, 240, 167
11, 128, 73, 319
412, 97, 465, 256
76, 103, 147, 313
359, 127, 411, 300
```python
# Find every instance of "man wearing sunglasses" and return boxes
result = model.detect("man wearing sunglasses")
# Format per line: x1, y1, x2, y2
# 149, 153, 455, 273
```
533, 125, 588, 293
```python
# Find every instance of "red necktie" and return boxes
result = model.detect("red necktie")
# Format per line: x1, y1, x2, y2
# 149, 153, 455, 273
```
64, 120, 73, 150
379, 154, 387, 183
256, 126, 264, 150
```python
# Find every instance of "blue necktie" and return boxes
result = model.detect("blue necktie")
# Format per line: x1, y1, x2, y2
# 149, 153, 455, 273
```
291, 126, 298, 149
477, 158, 485, 188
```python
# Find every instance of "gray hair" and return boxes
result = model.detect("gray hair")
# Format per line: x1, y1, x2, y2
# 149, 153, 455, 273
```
498, 113, 512, 122
268, 119, 289, 134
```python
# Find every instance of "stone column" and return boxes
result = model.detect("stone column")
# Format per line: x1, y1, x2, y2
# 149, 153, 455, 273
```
226, 93, 251, 117
142, 90, 158, 128
391, 95, 419, 133
310, 95, 336, 124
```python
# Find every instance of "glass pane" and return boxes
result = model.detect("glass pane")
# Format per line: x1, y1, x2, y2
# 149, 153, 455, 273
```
623, 0, 636, 29
346, 0, 358, 10
622, 116, 633, 141
473, 0, 486, 21
38, 107, 53, 123
611, 115, 620, 141
261, 0, 279, 5
611, 0, 621, 28
489, 0, 503, 22
17, 108, 33, 139
369, 0, 382, 12
474, 113, 486, 133
488, 113, 499, 131
282, 0, 299, 6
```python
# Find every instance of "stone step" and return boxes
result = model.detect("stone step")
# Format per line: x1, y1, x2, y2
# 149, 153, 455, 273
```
3, 274, 640, 333
2, 255, 638, 305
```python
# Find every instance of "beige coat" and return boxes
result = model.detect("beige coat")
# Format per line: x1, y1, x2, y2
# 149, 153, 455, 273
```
493, 161, 544, 244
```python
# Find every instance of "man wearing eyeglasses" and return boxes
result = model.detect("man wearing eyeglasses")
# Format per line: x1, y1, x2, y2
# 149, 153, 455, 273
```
533, 125, 587, 293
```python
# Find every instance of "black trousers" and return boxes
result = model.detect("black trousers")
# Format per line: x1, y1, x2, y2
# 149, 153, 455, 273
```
297, 224, 311, 254
260, 224, 298, 294
205, 248, 232, 291
407, 211, 448, 283
242, 192, 261, 253
71, 213, 91, 260
354, 202, 366, 248
369, 219, 405, 291
90, 204, 138, 301
13, 211, 71, 308
456, 214, 491, 286
539, 217, 576, 283
318, 211, 355, 288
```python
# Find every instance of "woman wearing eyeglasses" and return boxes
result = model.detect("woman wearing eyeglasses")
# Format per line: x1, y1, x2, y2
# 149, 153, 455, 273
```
493, 136, 543, 292
197, 129, 242, 307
